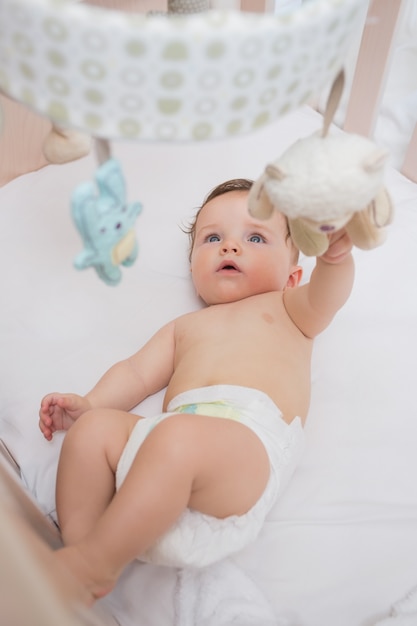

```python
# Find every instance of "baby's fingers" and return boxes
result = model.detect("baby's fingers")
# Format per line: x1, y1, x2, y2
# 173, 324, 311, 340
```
39, 394, 65, 439
323, 230, 352, 263
41, 427, 53, 441
40, 393, 68, 414
39, 397, 53, 421
38, 416, 54, 441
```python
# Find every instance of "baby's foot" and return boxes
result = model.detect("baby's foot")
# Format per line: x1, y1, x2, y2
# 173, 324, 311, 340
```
55, 545, 115, 605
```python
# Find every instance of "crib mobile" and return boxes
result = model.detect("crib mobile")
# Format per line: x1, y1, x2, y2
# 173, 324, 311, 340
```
0, 0, 391, 284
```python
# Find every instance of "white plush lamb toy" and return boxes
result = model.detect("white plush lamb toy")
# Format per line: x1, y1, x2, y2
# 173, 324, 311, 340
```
248, 71, 393, 256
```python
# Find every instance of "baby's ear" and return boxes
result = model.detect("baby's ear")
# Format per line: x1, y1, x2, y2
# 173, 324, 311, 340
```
286, 265, 303, 289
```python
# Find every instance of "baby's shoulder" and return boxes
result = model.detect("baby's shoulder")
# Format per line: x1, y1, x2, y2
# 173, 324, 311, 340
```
173, 306, 207, 328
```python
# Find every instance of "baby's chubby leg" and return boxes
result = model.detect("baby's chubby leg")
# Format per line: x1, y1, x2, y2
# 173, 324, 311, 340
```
57, 413, 270, 602
56, 408, 140, 546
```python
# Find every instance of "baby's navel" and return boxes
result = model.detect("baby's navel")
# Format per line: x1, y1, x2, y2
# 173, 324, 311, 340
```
262, 312, 274, 324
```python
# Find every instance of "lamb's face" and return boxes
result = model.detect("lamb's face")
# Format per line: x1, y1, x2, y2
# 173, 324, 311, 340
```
297, 213, 350, 234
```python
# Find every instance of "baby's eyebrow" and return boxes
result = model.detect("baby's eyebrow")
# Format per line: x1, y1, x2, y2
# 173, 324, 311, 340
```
197, 223, 219, 231
195, 224, 220, 237
245, 221, 276, 235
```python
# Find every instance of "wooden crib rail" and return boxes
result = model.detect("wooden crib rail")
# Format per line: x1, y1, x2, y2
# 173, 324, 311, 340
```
0, 455, 117, 626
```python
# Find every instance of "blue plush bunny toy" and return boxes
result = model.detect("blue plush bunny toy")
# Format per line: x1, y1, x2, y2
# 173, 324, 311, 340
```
72, 158, 142, 286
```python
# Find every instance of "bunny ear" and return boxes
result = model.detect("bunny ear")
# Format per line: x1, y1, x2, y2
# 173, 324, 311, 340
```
362, 148, 389, 172
322, 69, 345, 137
265, 164, 286, 181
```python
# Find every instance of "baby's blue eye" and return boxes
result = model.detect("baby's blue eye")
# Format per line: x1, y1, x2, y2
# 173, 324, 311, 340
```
207, 234, 220, 242
249, 234, 265, 243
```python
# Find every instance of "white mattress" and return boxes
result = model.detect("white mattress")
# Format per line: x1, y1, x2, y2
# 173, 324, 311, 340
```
1, 104, 417, 626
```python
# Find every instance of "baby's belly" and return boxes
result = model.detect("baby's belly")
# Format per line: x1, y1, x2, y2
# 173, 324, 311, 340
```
165, 358, 311, 422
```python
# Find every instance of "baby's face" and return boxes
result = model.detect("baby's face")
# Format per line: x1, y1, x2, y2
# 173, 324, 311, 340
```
190, 191, 299, 305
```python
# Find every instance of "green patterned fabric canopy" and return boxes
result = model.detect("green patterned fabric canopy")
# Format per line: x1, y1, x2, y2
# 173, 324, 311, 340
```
0, 0, 365, 141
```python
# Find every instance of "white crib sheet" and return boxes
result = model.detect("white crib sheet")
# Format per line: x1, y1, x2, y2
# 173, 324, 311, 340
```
1, 105, 417, 626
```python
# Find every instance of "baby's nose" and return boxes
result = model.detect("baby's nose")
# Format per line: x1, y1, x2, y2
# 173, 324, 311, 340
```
221, 241, 239, 253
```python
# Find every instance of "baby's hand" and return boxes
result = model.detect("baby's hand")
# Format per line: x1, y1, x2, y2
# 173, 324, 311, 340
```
39, 393, 91, 441
320, 229, 353, 264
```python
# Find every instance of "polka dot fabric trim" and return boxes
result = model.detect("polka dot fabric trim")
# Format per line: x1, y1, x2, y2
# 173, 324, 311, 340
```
0, 0, 365, 141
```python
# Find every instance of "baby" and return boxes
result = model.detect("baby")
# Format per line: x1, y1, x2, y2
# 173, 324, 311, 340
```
39, 178, 354, 602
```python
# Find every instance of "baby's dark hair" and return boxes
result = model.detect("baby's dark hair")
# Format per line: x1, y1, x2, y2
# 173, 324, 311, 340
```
184, 178, 298, 262
202, 178, 254, 204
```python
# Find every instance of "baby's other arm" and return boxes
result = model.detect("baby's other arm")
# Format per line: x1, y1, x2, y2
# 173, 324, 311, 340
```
284, 229, 354, 338
39, 320, 176, 439
84, 320, 176, 412
39, 393, 91, 441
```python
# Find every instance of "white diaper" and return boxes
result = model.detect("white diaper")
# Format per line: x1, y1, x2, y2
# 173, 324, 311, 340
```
116, 385, 305, 568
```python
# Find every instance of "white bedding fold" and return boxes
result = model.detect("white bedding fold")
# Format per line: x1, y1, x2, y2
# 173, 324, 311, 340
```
375, 586, 417, 626
174, 560, 284, 626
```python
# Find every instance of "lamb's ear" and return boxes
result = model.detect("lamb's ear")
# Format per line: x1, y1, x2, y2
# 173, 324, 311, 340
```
248, 177, 274, 219
265, 164, 286, 181
363, 148, 389, 173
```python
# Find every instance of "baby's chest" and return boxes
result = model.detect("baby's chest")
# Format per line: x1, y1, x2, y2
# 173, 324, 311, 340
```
180, 301, 289, 346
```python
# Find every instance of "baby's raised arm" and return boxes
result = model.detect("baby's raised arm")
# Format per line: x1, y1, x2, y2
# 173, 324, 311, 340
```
85, 321, 176, 411
39, 320, 176, 439
284, 229, 355, 338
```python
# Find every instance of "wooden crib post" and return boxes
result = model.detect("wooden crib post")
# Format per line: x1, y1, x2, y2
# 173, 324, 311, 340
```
240, 0, 273, 12
343, 0, 405, 138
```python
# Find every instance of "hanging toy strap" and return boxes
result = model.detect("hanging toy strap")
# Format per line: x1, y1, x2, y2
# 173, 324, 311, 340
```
322, 69, 345, 138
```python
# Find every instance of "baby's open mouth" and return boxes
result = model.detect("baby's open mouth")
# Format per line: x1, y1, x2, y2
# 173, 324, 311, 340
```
218, 261, 240, 272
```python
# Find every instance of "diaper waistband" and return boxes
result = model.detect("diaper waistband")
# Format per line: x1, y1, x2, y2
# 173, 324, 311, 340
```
174, 399, 242, 421
168, 385, 279, 416
167, 385, 303, 437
